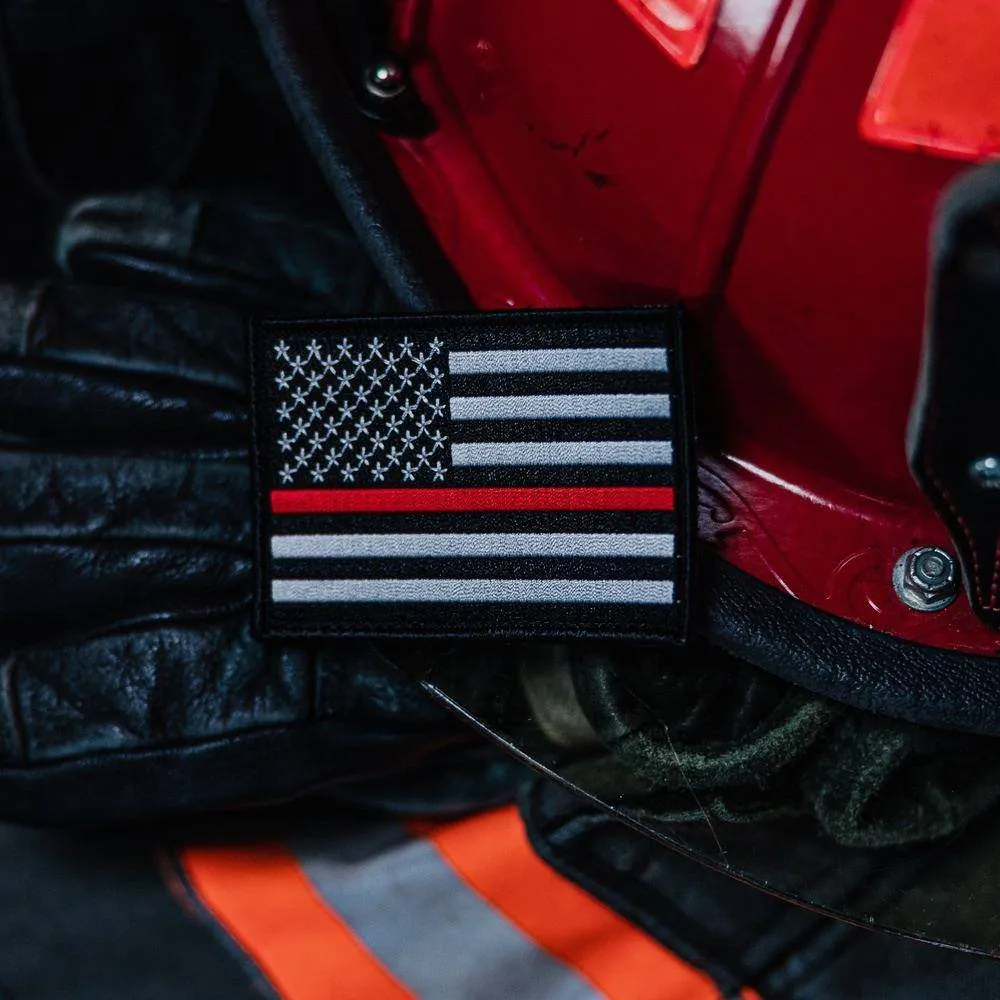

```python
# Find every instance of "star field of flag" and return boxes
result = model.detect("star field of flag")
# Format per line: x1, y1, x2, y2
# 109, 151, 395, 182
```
251, 310, 690, 642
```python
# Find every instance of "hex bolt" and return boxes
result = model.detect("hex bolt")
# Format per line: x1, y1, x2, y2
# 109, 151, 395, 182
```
892, 546, 959, 612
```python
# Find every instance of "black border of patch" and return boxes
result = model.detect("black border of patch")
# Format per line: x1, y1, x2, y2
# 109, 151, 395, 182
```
249, 308, 692, 644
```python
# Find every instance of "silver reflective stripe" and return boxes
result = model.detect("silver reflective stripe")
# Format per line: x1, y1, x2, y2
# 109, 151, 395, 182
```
290, 823, 602, 1000
449, 393, 672, 421
272, 532, 675, 559
272, 578, 674, 604
448, 347, 668, 374
450, 440, 673, 466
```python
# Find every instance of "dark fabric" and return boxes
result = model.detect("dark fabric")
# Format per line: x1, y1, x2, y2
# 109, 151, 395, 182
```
565, 637, 1000, 848
0, 823, 264, 1000
523, 779, 1000, 1000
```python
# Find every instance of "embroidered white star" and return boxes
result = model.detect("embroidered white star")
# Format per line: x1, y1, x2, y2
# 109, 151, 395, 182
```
272, 335, 450, 486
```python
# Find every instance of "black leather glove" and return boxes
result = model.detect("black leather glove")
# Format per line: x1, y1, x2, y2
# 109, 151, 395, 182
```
0, 190, 517, 826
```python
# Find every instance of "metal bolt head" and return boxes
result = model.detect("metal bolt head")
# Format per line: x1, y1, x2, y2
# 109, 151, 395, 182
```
970, 455, 1000, 491
892, 546, 959, 612
365, 60, 408, 100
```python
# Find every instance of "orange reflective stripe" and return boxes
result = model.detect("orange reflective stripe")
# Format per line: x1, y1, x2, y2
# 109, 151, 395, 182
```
179, 844, 412, 1000
417, 806, 722, 1000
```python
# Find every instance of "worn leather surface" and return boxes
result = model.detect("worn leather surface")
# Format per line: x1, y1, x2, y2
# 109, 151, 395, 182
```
0, 190, 518, 826
910, 161, 1000, 628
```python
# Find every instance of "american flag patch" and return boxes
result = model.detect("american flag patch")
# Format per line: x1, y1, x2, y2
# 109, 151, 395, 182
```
251, 309, 691, 641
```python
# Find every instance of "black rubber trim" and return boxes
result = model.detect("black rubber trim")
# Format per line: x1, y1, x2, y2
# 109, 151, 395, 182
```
244, 0, 472, 312
700, 553, 1000, 736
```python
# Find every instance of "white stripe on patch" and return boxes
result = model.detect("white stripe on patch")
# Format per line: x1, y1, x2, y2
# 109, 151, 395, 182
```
448, 347, 668, 375
272, 578, 674, 604
450, 440, 673, 467
272, 533, 675, 559
449, 393, 672, 421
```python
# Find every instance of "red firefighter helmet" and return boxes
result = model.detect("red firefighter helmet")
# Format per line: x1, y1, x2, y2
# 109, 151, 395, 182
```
250, 0, 1000, 955
381, 0, 1000, 665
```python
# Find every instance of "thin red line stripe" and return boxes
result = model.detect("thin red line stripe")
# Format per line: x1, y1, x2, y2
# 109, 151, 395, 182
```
270, 486, 675, 515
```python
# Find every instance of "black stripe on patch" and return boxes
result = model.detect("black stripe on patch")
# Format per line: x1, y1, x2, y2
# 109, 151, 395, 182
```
448, 371, 670, 397
272, 556, 675, 580
449, 418, 673, 443
448, 465, 675, 487
268, 510, 677, 535
263, 600, 677, 641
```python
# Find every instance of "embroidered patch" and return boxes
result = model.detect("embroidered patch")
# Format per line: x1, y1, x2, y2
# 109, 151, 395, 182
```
250, 309, 692, 642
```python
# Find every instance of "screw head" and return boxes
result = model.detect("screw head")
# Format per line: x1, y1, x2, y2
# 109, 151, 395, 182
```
892, 546, 959, 612
970, 455, 1000, 491
365, 60, 408, 100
